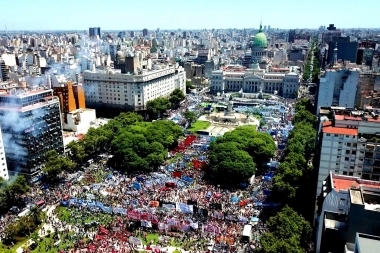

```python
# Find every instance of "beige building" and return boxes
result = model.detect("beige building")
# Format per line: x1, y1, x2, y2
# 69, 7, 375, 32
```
83, 65, 186, 111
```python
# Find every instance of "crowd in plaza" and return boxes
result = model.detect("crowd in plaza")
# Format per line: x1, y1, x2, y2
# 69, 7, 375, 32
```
0, 92, 296, 253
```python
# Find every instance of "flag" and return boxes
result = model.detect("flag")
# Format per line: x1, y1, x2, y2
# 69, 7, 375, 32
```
176, 203, 193, 213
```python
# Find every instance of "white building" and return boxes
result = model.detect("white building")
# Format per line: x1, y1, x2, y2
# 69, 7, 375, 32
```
83, 65, 186, 111
317, 109, 380, 197
317, 68, 360, 114
0, 127, 8, 180
62, 108, 97, 134
210, 64, 300, 98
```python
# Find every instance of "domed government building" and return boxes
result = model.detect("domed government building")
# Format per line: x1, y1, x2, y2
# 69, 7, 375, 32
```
250, 23, 269, 69
209, 23, 301, 98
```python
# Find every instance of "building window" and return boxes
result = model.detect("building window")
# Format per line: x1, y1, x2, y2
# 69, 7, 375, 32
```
334, 134, 339, 137
326, 133, 331, 136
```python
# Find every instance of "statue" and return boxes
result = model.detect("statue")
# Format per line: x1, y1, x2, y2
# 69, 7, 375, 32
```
258, 88, 263, 99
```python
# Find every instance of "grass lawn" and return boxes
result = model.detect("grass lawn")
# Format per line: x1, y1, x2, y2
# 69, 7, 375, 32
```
187, 120, 211, 133
0, 239, 29, 253
56, 206, 113, 226
29, 233, 76, 253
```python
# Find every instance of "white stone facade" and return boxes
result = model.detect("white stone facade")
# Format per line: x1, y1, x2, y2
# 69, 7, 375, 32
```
83, 66, 186, 111
210, 65, 300, 98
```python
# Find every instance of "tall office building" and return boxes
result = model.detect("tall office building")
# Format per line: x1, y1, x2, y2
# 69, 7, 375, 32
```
89, 27, 101, 38
130, 31, 135, 37
142, 28, 148, 36
0, 85, 64, 180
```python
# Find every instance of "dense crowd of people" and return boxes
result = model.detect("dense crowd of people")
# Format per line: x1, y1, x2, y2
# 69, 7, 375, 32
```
0, 93, 296, 253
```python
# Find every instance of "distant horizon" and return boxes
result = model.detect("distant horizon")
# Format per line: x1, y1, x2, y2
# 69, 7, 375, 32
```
0, 27, 379, 33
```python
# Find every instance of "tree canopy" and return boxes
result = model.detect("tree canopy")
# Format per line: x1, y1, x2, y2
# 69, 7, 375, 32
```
183, 111, 198, 125
258, 206, 312, 253
66, 112, 183, 174
0, 175, 30, 215
215, 126, 276, 169
208, 126, 275, 185
169, 88, 185, 108
272, 99, 317, 210
146, 97, 171, 119
208, 142, 256, 185
42, 150, 76, 180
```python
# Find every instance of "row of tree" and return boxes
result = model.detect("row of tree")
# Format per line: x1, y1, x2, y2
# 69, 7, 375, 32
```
259, 99, 317, 253
208, 126, 276, 185
146, 88, 185, 119
272, 98, 317, 216
67, 112, 183, 174
302, 40, 320, 83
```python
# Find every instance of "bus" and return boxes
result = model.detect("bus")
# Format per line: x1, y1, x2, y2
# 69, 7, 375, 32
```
240, 224, 253, 243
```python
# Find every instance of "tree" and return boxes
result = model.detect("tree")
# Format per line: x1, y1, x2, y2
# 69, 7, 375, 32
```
183, 111, 197, 125
258, 206, 312, 253
209, 142, 256, 185
146, 97, 171, 119
186, 80, 194, 93
169, 88, 185, 109
43, 150, 76, 180
215, 126, 275, 169
66, 140, 87, 164
293, 109, 316, 125
0, 175, 29, 215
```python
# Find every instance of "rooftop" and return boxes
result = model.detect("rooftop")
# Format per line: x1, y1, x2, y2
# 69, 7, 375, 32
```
356, 234, 380, 253
0, 88, 52, 98
0, 96, 59, 112
322, 125, 358, 136
331, 173, 380, 192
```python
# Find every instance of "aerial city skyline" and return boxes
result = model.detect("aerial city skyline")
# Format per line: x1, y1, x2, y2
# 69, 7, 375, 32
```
1, 1, 380, 252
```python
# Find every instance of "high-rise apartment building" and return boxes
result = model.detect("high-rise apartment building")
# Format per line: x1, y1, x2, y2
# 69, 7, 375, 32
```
317, 107, 380, 197
89, 27, 101, 38
142, 28, 148, 36
355, 73, 380, 108
317, 68, 360, 114
0, 85, 64, 180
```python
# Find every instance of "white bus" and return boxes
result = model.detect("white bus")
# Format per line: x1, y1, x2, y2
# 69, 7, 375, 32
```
240, 224, 253, 243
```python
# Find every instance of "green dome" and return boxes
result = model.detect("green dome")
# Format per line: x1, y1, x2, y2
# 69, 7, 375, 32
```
253, 32, 267, 48
252, 23, 267, 48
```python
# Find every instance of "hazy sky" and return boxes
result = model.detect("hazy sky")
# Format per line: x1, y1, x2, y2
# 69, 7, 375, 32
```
1, 0, 378, 30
